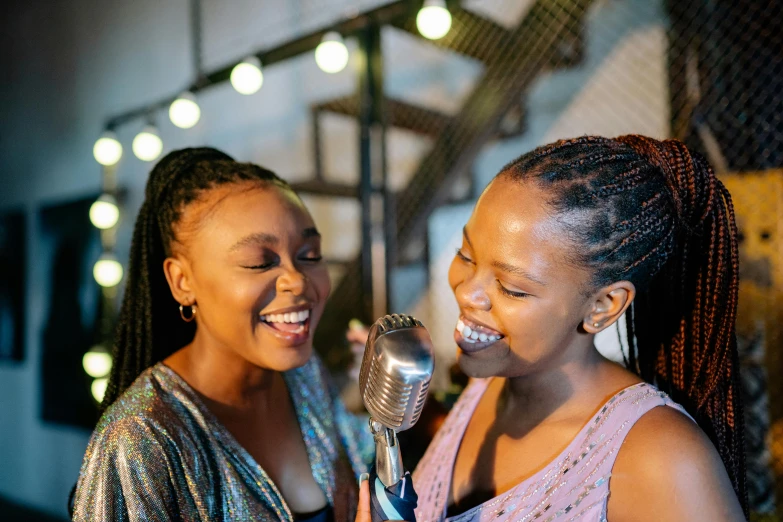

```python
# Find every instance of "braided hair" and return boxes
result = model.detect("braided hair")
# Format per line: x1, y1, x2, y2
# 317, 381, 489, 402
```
500, 135, 747, 515
101, 147, 291, 410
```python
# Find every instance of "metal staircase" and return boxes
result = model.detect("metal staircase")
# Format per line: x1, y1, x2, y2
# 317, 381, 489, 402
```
305, 0, 593, 368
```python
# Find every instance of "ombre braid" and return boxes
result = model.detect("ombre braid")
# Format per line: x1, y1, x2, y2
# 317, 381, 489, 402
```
501, 135, 747, 516
101, 147, 291, 410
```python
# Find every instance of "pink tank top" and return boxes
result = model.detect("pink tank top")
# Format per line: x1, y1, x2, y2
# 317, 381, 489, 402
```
412, 380, 690, 522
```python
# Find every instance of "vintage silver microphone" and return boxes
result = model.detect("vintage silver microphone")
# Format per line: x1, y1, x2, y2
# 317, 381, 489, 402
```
359, 314, 434, 488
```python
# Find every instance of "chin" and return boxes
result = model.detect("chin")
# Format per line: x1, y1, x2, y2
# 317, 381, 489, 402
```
456, 351, 498, 379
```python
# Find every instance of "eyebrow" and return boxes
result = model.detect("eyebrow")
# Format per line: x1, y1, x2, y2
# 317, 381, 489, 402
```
230, 227, 321, 251
463, 227, 547, 287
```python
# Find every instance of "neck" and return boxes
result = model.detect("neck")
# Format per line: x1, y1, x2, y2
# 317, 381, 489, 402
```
170, 330, 280, 410
501, 337, 607, 421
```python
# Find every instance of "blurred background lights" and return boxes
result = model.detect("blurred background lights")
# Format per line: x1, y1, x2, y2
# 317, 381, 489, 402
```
416, 0, 452, 40
93, 132, 123, 166
93, 253, 124, 287
89, 194, 120, 230
83, 347, 113, 378
132, 126, 163, 161
315, 32, 349, 74
169, 92, 201, 129
230, 57, 264, 95
91, 378, 109, 403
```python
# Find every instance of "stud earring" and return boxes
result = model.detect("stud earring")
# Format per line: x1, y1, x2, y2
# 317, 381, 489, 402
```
593, 322, 600, 328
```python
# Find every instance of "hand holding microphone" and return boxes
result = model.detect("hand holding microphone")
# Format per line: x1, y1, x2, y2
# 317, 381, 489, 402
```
356, 314, 434, 522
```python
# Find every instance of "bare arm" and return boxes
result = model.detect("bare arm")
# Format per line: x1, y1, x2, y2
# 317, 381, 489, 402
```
607, 406, 745, 521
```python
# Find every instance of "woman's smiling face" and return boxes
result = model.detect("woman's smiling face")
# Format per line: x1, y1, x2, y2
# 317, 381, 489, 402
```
448, 176, 598, 378
168, 181, 330, 372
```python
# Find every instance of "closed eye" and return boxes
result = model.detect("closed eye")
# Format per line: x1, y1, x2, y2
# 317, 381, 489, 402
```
299, 255, 323, 263
455, 248, 473, 263
497, 280, 530, 299
244, 261, 276, 270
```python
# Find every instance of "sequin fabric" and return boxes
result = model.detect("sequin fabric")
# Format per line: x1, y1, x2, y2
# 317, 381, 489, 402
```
413, 381, 690, 522
72, 355, 373, 521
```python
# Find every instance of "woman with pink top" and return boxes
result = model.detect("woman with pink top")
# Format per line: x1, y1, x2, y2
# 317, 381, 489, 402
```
355, 135, 746, 521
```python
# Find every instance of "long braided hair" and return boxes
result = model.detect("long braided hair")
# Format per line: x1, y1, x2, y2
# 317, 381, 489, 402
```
501, 135, 747, 515
101, 147, 291, 410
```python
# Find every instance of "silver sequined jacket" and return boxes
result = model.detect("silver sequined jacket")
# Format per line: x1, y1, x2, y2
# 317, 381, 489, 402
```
72, 355, 373, 521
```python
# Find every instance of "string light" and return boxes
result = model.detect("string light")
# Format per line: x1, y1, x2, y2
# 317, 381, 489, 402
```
93, 132, 123, 166
83, 346, 113, 378
91, 378, 109, 403
231, 57, 264, 95
89, 194, 120, 230
93, 253, 124, 287
169, 92, 201, 129
315, 32, 349, 74
416, 0, 452, 40
132, 126, 163, 161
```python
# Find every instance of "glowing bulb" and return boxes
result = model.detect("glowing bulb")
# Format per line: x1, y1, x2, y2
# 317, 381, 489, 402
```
315, 32, 349, 74
83, 347, 113, 378
132, 126, 163, 162
416, 0, 452, 40
91, 378, 109, 403
93, 132, 123, 166
93, 253, 124, 287
89, 194, 120, 230
169, 92, 201, 129
231, 57, 264, 95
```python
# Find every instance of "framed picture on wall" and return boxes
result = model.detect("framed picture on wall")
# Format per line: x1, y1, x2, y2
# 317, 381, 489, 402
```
39, 196, 103, 427
0, 210, 26, 362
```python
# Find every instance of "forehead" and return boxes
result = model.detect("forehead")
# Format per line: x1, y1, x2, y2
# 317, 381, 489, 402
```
471, 177, 560, 244
469, 177, 581, 273
178, 183, 313, 245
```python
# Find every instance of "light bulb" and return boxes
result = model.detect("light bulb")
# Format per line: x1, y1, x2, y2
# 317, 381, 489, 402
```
315, 32, 349, 74
93, 132, 123, 166
91, 377, 109, 403
93, 253, 124, 287
169, 92, 201, 129
83, 347, 113, 378
89, 194, 120, 230
231, 57, 264, 95
416, 0, 452, 40
132, 126, 163, 162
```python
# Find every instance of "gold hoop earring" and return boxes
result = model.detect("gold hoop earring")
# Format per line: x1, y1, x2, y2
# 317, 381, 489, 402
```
180, 304, 197, 322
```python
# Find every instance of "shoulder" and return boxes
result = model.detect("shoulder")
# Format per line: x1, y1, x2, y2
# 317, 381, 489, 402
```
91, 367, 184, 452
607, 405, 744, 521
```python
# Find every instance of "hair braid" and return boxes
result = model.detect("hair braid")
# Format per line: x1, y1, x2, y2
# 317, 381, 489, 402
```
101, 147, 291, 410
500, 135, 747, 516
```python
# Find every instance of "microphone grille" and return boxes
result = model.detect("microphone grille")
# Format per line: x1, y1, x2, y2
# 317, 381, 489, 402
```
360, 314, 434, 431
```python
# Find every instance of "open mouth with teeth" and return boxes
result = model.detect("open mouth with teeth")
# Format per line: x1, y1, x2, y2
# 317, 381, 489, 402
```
259, 309, 311, 336
455, 316, 504, 346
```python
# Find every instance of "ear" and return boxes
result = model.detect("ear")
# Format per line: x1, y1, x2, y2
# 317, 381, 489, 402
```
163, 255, 196, 306
583, 280, 636, 334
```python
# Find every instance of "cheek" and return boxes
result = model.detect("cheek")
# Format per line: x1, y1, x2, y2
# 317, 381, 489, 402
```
310, 266, 331, 300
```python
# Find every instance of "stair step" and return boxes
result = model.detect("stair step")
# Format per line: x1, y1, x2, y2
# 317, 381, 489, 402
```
314, 95, 453, 137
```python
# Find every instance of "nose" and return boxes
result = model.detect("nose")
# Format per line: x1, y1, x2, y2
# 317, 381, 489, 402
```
276, 265, 307, 295
454, 273, 491, 312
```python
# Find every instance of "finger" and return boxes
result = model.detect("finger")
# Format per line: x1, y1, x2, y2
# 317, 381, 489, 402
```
355, 473, 371, 522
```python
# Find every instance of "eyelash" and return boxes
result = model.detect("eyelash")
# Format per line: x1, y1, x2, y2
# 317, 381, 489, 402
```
455, 248, 472, 263
245, 255, 322, 270
496, 281, 529, 299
